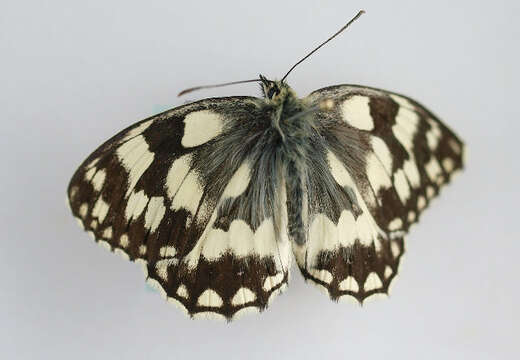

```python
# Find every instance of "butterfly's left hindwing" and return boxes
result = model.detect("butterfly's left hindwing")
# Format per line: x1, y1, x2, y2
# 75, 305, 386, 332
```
294, 85, 464, 303
68, 97, 292, 320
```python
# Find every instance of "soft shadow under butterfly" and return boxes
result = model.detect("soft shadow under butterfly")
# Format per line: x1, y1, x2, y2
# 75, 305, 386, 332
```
67, 11, 465, 320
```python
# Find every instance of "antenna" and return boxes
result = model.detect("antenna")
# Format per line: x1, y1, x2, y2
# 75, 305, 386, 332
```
178, 10, 365, 96
178, 78, 262, 97
280, 10, 365, 83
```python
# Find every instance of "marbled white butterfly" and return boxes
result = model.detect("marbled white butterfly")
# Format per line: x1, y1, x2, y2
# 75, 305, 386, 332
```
67, 11, 465, 320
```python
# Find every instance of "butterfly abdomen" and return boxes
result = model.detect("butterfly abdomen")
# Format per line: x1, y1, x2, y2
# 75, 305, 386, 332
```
278, 95, 315, 246
285, 157, 305, 245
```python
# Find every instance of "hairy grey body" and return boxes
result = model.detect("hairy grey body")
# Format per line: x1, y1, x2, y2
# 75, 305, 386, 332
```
267, 85, 314, 246
254, 79, 348, 248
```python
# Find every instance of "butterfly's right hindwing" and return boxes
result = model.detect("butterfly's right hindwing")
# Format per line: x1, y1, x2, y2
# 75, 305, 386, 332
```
67, 97, 291, 320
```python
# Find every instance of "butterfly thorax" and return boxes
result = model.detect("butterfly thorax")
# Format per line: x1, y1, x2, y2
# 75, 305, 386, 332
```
263, 81, 314, 141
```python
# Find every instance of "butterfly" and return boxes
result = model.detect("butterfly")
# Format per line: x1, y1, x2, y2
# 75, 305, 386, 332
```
67, 11, 464, 320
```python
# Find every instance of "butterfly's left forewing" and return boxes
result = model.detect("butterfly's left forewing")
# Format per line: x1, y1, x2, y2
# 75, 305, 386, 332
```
68, 97, 291, 320
295, 85, 464, 303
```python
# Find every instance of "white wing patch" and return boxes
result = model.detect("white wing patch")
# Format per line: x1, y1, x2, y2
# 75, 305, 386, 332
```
125, 190, 148, 220
116, 135, 155, 197
393, 169, 411, 204
197, 289, 223, 308
84, 167, 96, 182
403, 159, 421, 188
176, 284, 189, 299
91, 169, 106, 191
388, 218, 403, 231
92, 197, 109, 223
165, 155, 204, 217
165, 154, 192, 199
417, 195, 426, 210
371, 136, 393, 174
442, 158, 455, 173
425, 157, 443, 182
231, 287, 257, 306
170, 170, 204, 216
222, 162, 251, 198
159, 245, 176, 258
339, 276, 359, 292
392, 122, 415, 154
119, 234, 129, 248
426, 117, 442, 150
366, 152, 392, 194
144, 197, 166, 233
103, 226, 113, 239
364, 272, 383, 291
181, 110, 224, 148
78, 203, 88, 218
340, 95, 374, 130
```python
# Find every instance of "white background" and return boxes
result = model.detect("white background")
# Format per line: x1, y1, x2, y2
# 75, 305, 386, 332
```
2, 0, 518, 359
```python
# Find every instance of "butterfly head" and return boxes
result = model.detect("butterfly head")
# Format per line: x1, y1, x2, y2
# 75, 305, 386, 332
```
259, 74, 292, 103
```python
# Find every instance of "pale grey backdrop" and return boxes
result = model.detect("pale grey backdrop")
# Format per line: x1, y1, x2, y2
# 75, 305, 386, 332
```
2, 0, 518, 359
